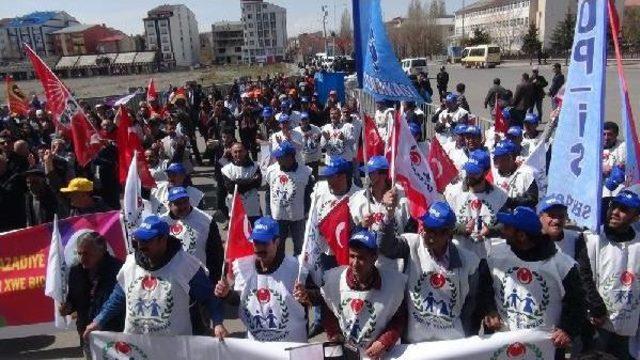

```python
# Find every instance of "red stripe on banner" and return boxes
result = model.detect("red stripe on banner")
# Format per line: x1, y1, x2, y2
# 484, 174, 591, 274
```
608, 0, 640, 183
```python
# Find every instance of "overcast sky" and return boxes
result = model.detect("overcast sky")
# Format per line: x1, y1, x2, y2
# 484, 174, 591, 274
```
0, 0, 465, 36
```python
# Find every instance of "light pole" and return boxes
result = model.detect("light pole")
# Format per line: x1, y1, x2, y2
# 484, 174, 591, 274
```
461, 0, 466, 42
322, 5, 329, 55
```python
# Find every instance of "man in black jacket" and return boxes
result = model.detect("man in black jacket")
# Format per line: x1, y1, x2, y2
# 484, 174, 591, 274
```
530, 67, 548, 118
548, 63, 565, 110
60, 232, 124, 358
484, 78, 507, 110
510, 73, 535, 126
436, 66, 449, 101
24, 168, 61, 226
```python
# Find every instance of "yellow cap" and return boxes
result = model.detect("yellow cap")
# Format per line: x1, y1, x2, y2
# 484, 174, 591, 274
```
60, 177, 94, 193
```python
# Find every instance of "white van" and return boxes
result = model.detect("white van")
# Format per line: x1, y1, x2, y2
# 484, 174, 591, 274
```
461, 45, 501, 68
401, 58, 428, 75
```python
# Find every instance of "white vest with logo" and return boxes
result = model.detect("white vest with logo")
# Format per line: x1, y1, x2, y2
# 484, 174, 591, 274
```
445, 182, 508, 257
321, 266, 407, 348
150, 181, 204, 215
233, 255, 307, 342
265, 163, 311, 221
160, 208, 211, 266
585, 230, 640, 336
402, 234, 480, 342
221, 162, 262, 217
487, 242, 575, 331
491, 164, 536, 199
320, 123, 355, 161
293, 125, 322, 163
118, 251, 200, 335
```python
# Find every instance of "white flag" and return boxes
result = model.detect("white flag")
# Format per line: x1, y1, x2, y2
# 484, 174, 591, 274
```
297, 195, 323, 285
123, 151, 150, 252
44, 214, 69, 329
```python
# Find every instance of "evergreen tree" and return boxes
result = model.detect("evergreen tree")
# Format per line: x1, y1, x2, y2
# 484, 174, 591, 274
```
550, 12, 575, 65
521, 24, 542, 65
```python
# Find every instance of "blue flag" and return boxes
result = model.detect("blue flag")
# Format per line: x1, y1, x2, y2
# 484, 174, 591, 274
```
314, 71, 346, 105
547, 0, 607, 231
354, 0, 422, 103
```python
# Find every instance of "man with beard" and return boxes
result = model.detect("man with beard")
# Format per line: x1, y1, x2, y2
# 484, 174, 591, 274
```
380, 201, 494, 341
145, 148, 169, 182
23, 168, 61, 226
221, 142, 262, 224
444, 150, 508, 258
602, 122, 626, 197
60, 178, 111, 217
578, 190, 640, 359
84, 216, 228, 338
321, 108, 355, 163
293, 112, 322, 178
491, 139, 538, 210
214, 217, 308, 343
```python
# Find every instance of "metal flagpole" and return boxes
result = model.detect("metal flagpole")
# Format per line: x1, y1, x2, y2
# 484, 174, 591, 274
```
359, 91, 372, 214
220, 184, 239, 281
296, 194, 317, 283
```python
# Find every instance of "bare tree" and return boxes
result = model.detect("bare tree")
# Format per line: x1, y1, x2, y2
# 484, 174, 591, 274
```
488, 12, 527, 54
339, 8, 352, 39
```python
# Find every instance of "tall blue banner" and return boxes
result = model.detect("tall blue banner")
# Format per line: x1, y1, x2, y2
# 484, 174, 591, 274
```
354, 0, 422, 102
547, 0, 607, 232
314, 71, 346, 105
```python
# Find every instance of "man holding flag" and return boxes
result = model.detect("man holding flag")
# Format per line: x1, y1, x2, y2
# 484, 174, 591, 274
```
214, 216, 309, 343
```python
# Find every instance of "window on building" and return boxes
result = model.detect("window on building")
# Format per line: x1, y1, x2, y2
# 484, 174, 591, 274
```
248, 14, 252, 19
235, 46, 242, 52
249, 23, 253, 28
265, 39, 270, 46
249, 31, 254, 37
263, 3, 267, 8
259, 40, 263, 47
249, 40, 254, 46
270, 13, 276, 21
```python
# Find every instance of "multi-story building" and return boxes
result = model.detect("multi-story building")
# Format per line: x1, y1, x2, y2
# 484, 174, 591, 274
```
5, 11, 79, 58
0, 18, 14, 60
240, 0, 287, 64
96, 34, 136, 54
454, 0, 624, 53
143, 4, 200, 68
51, 24, 129, 56
211, 21, 243, 64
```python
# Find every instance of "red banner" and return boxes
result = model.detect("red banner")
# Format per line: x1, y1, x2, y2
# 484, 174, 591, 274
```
0, 211, 126, 337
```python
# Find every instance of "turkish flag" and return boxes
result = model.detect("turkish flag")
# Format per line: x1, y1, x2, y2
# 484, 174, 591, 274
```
427, 137, 459, 193
70, 112, 101, 167
356, 114, 385, 162
116, 107, 155, 188
494, 94, 508, 134
226, 191, 254, 263
5, 76, 29, 117
318, 197, 351, 265
146, 78, 157, 102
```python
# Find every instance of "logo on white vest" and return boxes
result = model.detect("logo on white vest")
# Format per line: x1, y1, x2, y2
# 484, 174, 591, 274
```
499, 267, 549, 329
338, 297, 377, 345
410, 271, 457, 328
126, 275, 174, 333
101, 340, 149, 360
241, 287, 290, 341
601, 270, 640, 319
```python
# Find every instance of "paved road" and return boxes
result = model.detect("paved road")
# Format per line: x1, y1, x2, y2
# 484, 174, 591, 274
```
2, 61, 640, 359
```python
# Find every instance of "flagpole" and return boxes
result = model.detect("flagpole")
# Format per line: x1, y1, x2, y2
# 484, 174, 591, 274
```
296, 194, 317, 283
220, 184, 239, 282
359, 91, 372, 214
390, 105, 400, 188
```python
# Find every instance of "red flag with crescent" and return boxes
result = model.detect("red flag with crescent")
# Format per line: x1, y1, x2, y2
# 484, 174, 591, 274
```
318, 197, 351, 265
356, 114, 385, 162
427, 137, 458, 193
116, 106, 156, 188
226, 191, 254, 263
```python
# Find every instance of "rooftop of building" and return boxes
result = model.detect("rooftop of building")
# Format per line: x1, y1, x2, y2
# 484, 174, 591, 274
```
147, 4, 183, 16
213, 20, 243, 27
51, 24, 98, 34
97, 34, 127, 42
455, 0, 523, 15
9, 11, 63, 27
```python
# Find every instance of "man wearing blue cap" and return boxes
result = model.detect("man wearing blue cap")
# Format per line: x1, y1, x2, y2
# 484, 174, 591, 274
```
221, 142, 262, 224
84, 216, 228, 339
579, 190, 640, 358
485, 206, 585, 355
444, 149, 508, 257
293, 112, 322, 178
277, 99, 302, 128
160, 187, 223, 280
305, 230, 407, 358
321, 107, 355, 164
602, 122, 626, 198
269, 112, 304, 164
409, 122, 428, 155
492, 139, 539, 210
443, 124, 469, 171
522, 112, 541, 154
438, 93, 469, 129
150, 162, 204, 214
380, 201, 494, 342
462, 125, 486, 154
537, 196, 581, 259
506, 126, 527, 159
264, 141, 314, 257
214, 217, 308, 342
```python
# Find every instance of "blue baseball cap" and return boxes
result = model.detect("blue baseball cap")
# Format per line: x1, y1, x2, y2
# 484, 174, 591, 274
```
134, 215, 170, 242
537, 196, 568, 215
611, 190, 640, 210
409, 122, 422, 137
464, 125, 482, 137
360, 155, 389, 173
166, 162, 186, 175
464, 150, 491, 176
320, 156, 351, 177
497, 206, 542, 235
278, 113, 291, 123
312, 92, 319, 97
421, 201, 456, 229
168, 186, 189, 202
349, 230, 378, 250
280, 101, 291, 110
453, 124, 468, 135
493, 139, 518, 157
300, 111, 309, 120
502, 107, 512, 120
445, 93, 458, 103
273, 141, 296, 158
507, 126, 523, 137
300, 97, 309, 104
262, 107, 274, 118
250, 216, 280, 243
524, 113, 540, 124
